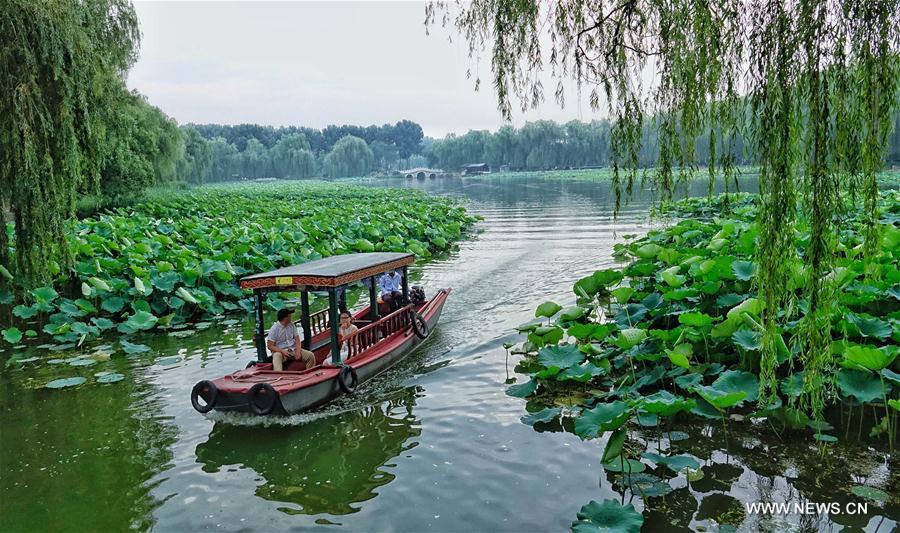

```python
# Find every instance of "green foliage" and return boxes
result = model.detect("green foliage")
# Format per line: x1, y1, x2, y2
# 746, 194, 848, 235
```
432, 0, 900, 435
571, 500, 643, 533
1, 0, 140, 286
509, 192, 899, 447
535, 301, 563, 318
2, 182, 475, 347
323, 135, 375, 178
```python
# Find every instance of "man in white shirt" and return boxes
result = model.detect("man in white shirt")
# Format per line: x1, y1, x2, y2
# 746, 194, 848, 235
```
379, 270, 403, 311
267, 308, 316, 371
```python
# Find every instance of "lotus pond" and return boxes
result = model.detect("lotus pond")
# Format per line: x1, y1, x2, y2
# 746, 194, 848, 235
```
0, 174, 897, 531
508, 188, 899, 531
1, 181, 476, 353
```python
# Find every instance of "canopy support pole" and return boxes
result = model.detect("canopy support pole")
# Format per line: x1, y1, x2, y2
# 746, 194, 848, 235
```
401, 266, 409, 303
338, 286, 347, 312
300, 289, 312, 350
254, 290, 267, 362
368, 277, 379, 321
328, 288, 341, 364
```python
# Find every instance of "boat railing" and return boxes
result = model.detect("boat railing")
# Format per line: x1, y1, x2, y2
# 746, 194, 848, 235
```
343, 304, 413, 359
304, 308, 330, 336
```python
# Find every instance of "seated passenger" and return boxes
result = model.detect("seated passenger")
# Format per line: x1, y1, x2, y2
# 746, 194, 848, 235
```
338, 310, 359, 360
379, 270, 403, 311
338, 310, 358, 339
266, 308, 315, 371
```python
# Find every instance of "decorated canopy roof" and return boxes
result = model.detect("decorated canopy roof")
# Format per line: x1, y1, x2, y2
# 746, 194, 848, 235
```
239, 252, 414, 290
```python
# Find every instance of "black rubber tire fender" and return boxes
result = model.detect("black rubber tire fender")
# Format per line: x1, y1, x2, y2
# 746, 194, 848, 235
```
410, 311, 429, 339
337, 365, 359, 394
191, 380, 218, 413
247, 383, 279, 415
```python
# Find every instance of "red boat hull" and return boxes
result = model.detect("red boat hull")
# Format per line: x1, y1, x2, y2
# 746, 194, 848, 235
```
203, 288, 451, 415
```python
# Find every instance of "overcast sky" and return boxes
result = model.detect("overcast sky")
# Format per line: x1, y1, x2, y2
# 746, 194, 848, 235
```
129, 1, 601, 137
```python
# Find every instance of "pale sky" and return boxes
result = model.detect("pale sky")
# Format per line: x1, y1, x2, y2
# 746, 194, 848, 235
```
129, 1, 603, 137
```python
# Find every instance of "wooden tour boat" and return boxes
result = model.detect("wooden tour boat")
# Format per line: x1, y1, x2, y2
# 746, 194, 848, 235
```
190, 252, 450, 416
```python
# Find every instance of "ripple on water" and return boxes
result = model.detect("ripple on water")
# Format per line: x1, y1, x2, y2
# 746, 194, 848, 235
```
6, 175, 895, 532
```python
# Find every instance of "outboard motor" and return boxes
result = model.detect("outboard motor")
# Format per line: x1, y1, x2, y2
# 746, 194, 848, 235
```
410, 285, 426, 305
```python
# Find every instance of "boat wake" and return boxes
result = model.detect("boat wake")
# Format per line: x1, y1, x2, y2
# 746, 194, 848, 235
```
204, 402, 360, 427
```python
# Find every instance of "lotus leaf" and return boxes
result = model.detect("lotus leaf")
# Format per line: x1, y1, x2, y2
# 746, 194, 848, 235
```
97, 373, 125, 383
661, 266, 686, 287
636, 412, 659, 427
731, 329, 761, 351
837, 369, 890, 403
538, 344, 585, 369
779, 372, 804, 398
846, 312, 892, 339
558, 361, 608, 382
571, 500, 643, 533
568, 323, 615, 341
124, 311, 158, 331
559, 306, 586, 321
575, 401, 630, 439
636, 392, 688, 417
675, 373, 703, 390
120, 339, 151, 355
535, 301, 562, 318
662, 288, 699, 301
520, 407, 561, 426
32, 286, 59, 303
881, 368, 900, 385
731, 260, 756, 281
635, 243, 663, 259
13, 304, 38, 319
841, 344, 896, 371
641, 452, 700, 473
506, 379, 538, 398
618, 473, 673, 498
45, 377, 87, 389
610, 287, 634, 303
711, 370, 758, 404
2, 327, 23, 344
613, 328, 646, 350
601, 427, 627, 463
156, 356, 182, 366
101, 297, 126, 314
601, 459, 646, 473
666, 343, 692, 368
693, 385, 747, 411
849, 485, 889, 502
716, 293, 745, 307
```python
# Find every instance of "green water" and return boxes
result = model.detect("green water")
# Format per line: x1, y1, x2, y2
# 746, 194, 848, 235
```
1, 175, 896, 531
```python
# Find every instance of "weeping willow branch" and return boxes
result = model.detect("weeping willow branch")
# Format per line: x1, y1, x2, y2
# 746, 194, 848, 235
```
0, 0, 140, 289
427, 0, 900, 418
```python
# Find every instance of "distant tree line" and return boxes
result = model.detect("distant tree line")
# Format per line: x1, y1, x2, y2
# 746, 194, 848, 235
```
425, 113, 900, 172
183, 120, 427, 180
424, 119, 751, 171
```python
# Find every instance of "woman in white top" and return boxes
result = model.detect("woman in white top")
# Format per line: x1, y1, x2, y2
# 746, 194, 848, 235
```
338, 310, 358, 338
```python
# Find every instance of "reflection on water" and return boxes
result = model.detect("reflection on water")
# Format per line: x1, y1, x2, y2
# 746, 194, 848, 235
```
0, 362, 176, 531
195, 388, 421, 517
2, 174, 897, 532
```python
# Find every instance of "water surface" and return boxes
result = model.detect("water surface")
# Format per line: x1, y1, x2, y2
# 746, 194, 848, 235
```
1, 175, 896, 531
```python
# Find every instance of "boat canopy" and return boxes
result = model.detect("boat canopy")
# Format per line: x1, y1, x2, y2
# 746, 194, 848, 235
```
239, 252, 414, 364
239, 252, 414, 291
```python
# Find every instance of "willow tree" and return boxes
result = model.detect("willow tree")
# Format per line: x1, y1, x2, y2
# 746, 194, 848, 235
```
427, 0, 900, 420
323, 135, 375, 178
0, 0, 140, 287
